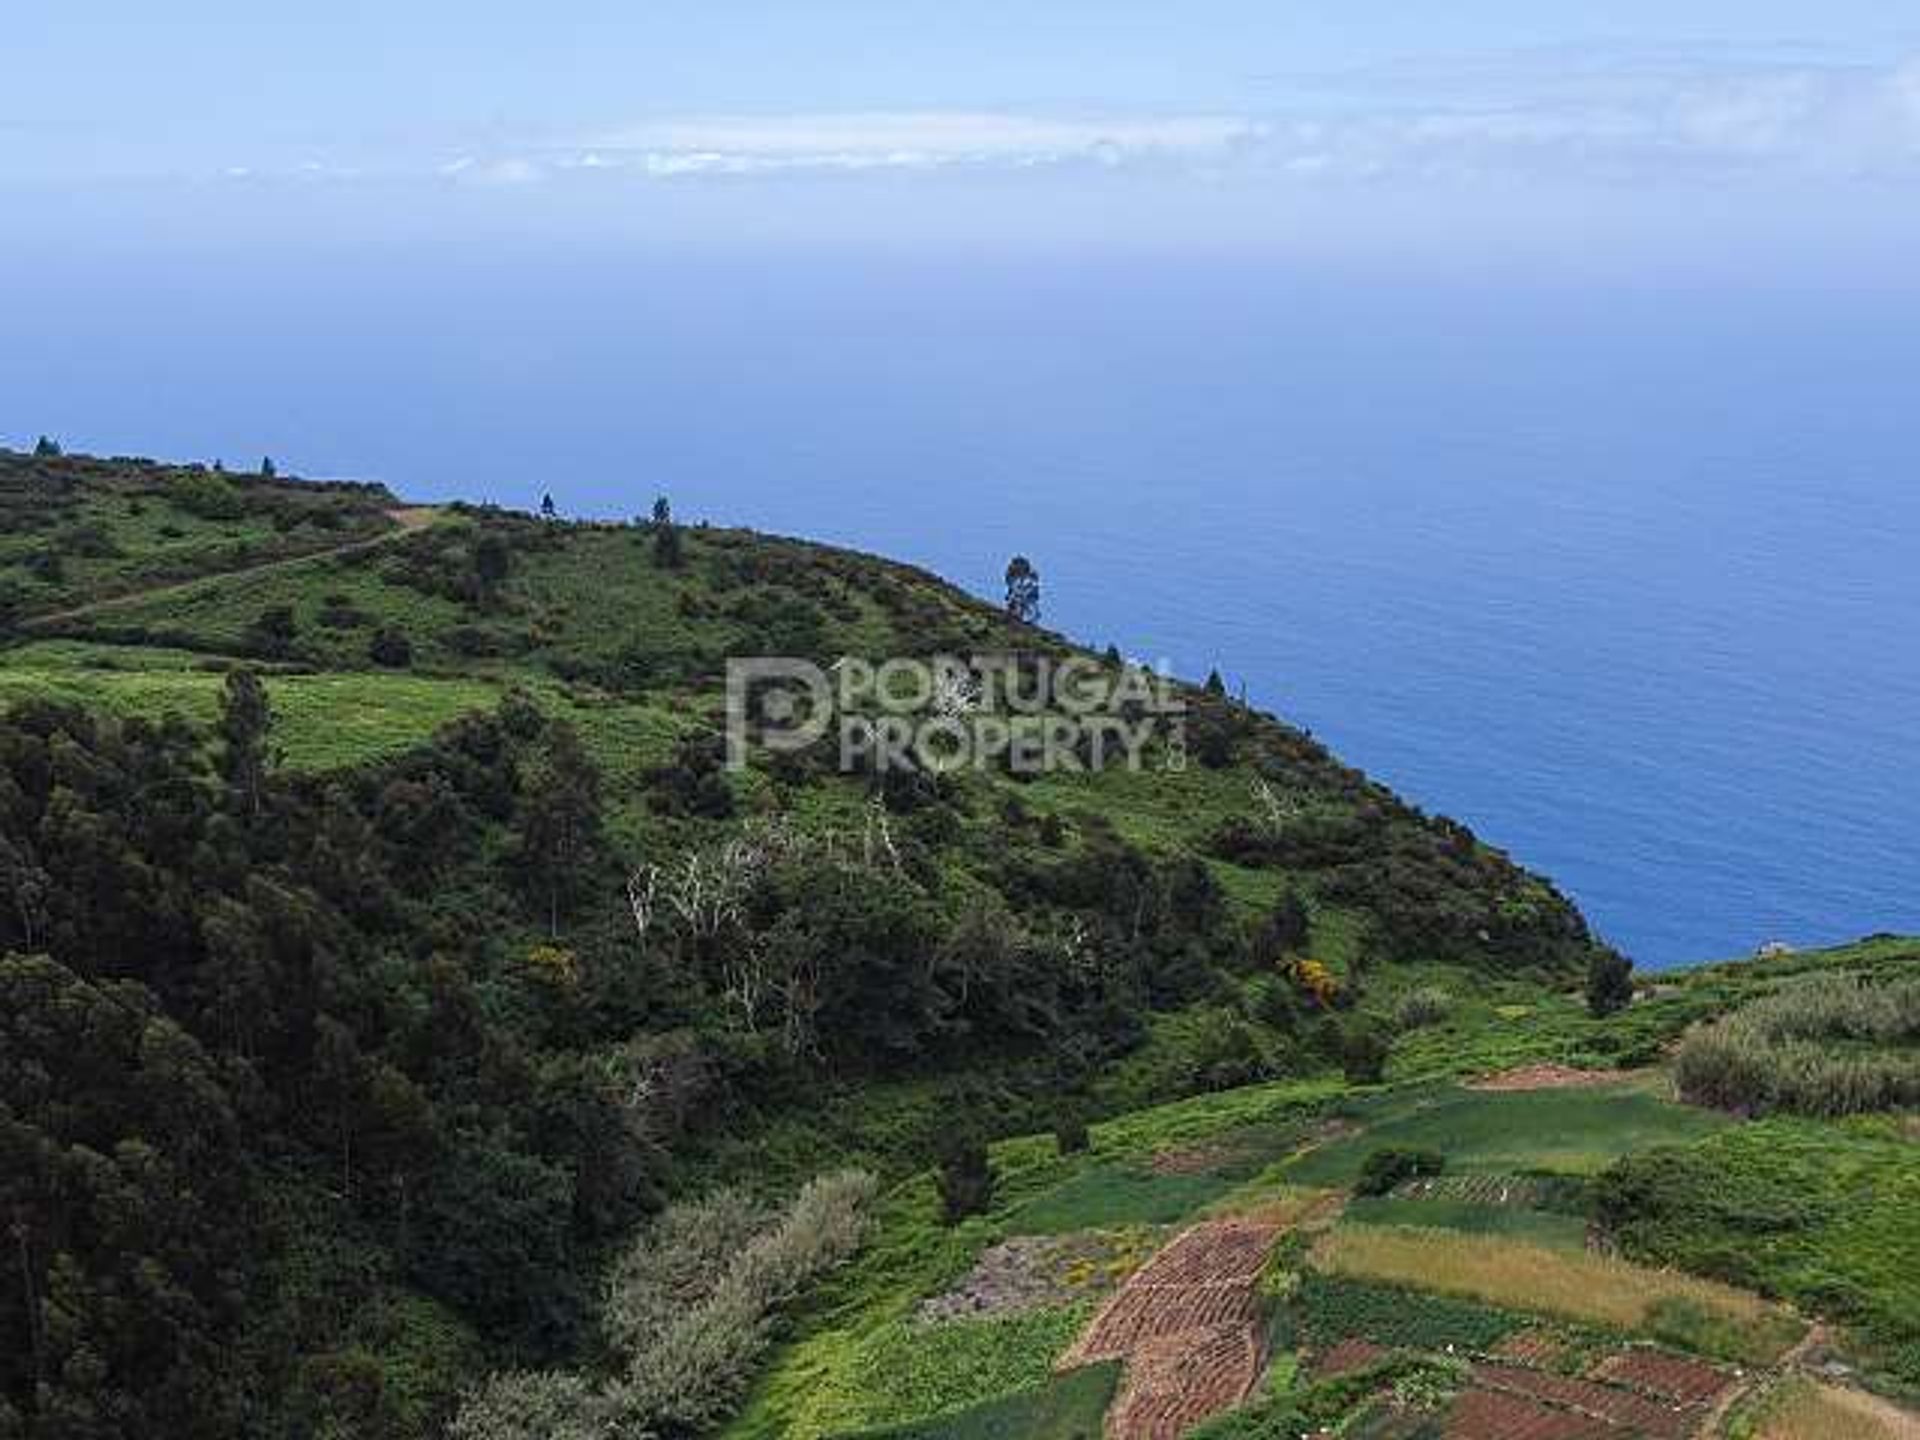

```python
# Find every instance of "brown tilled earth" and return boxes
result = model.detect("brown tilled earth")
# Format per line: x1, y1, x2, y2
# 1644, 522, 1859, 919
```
1471, 1361, 1704, 1439
1059, 1217, 1282, 1440
1309, 1335, 1390, 1382
1465, 1064, 1636, 1092
1586, 1348, 1735, 1408
1106, 1324, 1267, 1440
1445, 1387, 1619, 1439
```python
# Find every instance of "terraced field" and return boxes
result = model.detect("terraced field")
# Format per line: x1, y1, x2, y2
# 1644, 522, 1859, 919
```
728, 991, 1918, 1440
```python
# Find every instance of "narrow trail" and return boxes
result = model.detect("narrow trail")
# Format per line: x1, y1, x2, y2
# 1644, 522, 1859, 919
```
19, 506, 442, 630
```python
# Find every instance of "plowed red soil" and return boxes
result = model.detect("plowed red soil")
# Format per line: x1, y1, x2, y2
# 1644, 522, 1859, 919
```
1491, 1330, 1571, 1368
1310, 1336, 1389, 1381
1446, 1388, 1619, 1439
1473, 1362, 1701, 1438
1106, 1323, 1266, 1440
1587, 1349, 1734, 1407
1060, 1218, 1281, 1439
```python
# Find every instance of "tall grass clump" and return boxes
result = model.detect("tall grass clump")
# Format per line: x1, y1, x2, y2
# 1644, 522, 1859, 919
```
1676, 977, 1920, 1117
1390, 985, 1454, 1031
451, 1170, 878, 1440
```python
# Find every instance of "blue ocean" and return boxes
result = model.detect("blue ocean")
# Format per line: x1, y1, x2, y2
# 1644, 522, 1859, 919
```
8, 251, 1918, 968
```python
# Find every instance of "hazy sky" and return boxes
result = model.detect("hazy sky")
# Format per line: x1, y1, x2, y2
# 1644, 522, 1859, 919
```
6, 4, 1920, 265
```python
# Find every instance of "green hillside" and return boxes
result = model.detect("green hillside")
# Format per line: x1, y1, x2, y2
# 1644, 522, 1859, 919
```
1, 449, 1914, 1440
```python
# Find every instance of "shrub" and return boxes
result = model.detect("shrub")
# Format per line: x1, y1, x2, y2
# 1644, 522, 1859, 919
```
1674, 977, 1920, 1116
1340, 1024, 1391, 1085
1587, 948, 1635, 1017
1355, 1146, 1445, 1197
368, 626, 414, 668
1391, 986, 1453, 1031
1054, 1110, 1092, 1156
247, 604, 299, 658
601, 1187, 770, 1355
452, 1170, 877, 1439
171, 468, 245, 520
316, 594, 368, 629
937, 1141, 995, 1225
620, 1169, 877, 1428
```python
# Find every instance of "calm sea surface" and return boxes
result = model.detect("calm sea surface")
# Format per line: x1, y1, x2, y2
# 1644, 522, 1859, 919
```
9, 252, 1918, 967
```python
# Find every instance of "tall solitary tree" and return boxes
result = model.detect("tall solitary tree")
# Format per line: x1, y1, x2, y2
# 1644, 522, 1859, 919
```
473, 532, 512, 604
1004, 555, 1041, 625
540, 492, 558, 521
32, 435, 61, 458
1587, 947, 1635, 1017
516, 720, 604, 938
652, 502, 684, 569
260, 455, 276, 478
217, 668, 275, 819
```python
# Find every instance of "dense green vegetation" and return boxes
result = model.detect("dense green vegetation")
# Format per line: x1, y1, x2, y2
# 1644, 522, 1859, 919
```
839, 1362, 1119, 1440
1281, 1082, 1730, 1186
1291, 1273, 1524, 1352
0, 449, 399, 624
1, 449, 1915, 1439
1675, 974, 1920, 1116
1598, 1116, 1920, 1382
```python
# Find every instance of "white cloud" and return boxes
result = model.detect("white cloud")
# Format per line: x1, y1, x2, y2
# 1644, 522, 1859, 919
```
1233, 48, 1920, 183
204, 51, 1920, 193
440, 155, 545, 185
561, 111, 1264, 176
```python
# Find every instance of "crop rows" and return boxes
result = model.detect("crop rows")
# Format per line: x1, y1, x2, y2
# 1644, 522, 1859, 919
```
1472, 1362, 1702, 1438
1444, 1388, 1618, 1440
1293, 1273, 1523, 1352
1106, 1324, 1266, 1440
1391, 1173, 1587, 1212
1586, 1349, 1732, 1408
1309, 1336, 1390, 1381
1060, 1218, 1282, 1439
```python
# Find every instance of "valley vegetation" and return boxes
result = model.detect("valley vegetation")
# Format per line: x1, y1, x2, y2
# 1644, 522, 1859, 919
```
2, 448, 1915, 1439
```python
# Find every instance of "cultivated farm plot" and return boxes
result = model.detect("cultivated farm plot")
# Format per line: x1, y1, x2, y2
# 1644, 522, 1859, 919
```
1471, 1361, 1704, 1439
1107, 1325, 1266, 1440
1394, 1174, 1569, 1208
1311, 1227, 1804, 1365
1444, 1387, 1617, 1439
1433, 1347, 1737, 1439
1585, 1349, 1734, 1408
1284, 1085, 1729, 1186
1059, 1218, 1281, 1440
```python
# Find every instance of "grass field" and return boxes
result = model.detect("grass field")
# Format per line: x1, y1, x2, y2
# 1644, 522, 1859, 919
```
1005, 1164, 1235, 1235
1312, 1225, 1804, 1364
835, 1363, 1121, 1440
1341, 1195, 1590, 1250
0, 647, 508, 768
1602, 1115, 1920, 1381
1283, 1082, 1730, 1184
820, 1304, 1096, 1434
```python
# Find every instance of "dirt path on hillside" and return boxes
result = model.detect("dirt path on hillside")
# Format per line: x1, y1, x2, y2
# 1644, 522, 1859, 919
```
21, 506, 442, 628
1466, 1063, 1639, 1092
